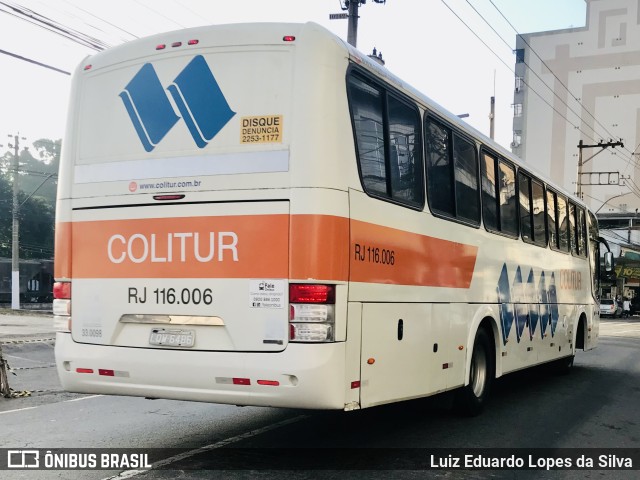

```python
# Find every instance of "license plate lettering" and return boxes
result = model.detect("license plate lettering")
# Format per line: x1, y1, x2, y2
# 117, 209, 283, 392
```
149, 329, 195, 348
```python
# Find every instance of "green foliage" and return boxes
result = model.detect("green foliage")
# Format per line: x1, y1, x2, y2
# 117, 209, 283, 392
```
0, 175, 11, 257
0, 138, 59, 260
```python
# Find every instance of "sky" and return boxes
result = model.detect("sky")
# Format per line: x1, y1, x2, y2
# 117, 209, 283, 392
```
0, 0, 587, 154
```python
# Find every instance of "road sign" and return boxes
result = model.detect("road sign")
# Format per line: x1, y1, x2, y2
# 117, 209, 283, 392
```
329, 13, 349, 20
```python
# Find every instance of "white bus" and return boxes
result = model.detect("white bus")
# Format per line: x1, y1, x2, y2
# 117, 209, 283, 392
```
54, 22, 608, 415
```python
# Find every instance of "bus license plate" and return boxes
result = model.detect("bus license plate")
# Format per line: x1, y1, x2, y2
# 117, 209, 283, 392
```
149, 328, 195, 348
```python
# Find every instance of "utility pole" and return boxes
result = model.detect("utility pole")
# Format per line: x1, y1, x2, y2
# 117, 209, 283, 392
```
576, 139, 624, 200
489, 96, 495, 140
347, 1, 359, 47
7, 134, 24, 310
332, 1, 387, 48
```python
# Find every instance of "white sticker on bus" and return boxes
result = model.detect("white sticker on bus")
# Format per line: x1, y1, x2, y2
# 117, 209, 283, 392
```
249, 279, 285, 309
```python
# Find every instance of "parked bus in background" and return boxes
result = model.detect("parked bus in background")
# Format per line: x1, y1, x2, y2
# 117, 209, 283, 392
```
53, 22, 610, 415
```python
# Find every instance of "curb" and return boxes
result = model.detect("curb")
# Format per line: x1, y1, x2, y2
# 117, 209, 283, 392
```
0, 338, 55, 346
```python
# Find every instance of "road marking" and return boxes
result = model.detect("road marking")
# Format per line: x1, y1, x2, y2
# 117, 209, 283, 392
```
0, 406, 36, 415
102, 414, 308, 479
64, 395, 104, 403
602, 329, 640, 335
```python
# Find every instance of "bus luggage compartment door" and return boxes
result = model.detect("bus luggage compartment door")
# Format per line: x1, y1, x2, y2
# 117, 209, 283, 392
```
360, 303, 449, 408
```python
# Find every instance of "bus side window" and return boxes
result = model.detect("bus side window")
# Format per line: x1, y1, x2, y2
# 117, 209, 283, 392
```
348, 72, 424, 209
387, 94, 424, 207
569, 202, 578, 255
547, 190, 559, 249
498, 160, 518, 236
453, 134, 480, 224
557, 194, 569, 251
531, 179, 547, 247
518, 171, 532, 242
425, 117, 480, 225
425, 119, 455, 217
481, 152, 498, 231
577, 206, 587, 257
481, 152, 517, 236
348, 75, 387, 198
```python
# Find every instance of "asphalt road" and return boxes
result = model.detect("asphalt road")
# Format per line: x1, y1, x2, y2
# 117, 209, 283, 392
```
1, 315, 639, 479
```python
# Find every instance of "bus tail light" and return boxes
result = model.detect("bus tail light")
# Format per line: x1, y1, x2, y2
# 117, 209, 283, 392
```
289, 284, 335, 343
53, 281, 72, 333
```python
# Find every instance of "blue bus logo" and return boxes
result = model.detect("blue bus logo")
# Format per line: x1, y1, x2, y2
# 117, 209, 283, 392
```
120, 55, 236, 152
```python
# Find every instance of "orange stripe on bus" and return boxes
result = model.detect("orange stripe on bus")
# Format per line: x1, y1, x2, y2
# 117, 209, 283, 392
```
350, 220, 478, 288
55, 214, 477, 287
290, 215, 350, 281
54, 222, 72, 279
66, 215, 290, 279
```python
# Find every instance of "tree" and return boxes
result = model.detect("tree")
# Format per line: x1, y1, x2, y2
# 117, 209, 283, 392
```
0, 138, 59, 260
0, 175, 11, 258
17, 139, 60, 209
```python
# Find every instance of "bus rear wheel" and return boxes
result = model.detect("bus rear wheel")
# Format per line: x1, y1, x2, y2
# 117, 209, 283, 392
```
453, 328, 494, 416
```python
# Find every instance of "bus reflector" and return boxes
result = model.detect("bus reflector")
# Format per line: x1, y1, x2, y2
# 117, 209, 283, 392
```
257, 380, 279, 386
156, 44, 166, 50
232, 378, 251, 385
351, 381, 361, 389
99, 369, 115, 377
76, 368, 93, 374
83, 64, 92, 71
171, 41, 182, 47
188, 39, 199, 45
283, 35, 296, 42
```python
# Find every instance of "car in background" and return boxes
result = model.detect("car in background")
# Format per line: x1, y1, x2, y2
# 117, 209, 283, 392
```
600, 298, 622, 317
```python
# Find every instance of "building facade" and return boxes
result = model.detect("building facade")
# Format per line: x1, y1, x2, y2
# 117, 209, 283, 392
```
512, 0, 640, 214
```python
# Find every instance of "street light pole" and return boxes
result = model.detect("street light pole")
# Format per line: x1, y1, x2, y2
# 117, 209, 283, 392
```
8, 134, 23, 310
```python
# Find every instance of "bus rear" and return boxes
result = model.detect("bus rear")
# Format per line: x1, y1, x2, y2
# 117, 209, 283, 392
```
54, 23, 358, 409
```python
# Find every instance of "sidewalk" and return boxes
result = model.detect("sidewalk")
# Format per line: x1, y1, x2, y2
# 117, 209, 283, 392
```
0, 307, 55, 343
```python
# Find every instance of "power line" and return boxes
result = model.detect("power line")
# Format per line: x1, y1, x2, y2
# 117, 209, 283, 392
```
0, 48, 70, 75
444, 0, 640, 173
57, 0, 139, 43
463, 0, 608, 144
132, 0, 187, 29
0, 1, 110, 51
439, 0, 594, 142
171, 0, 206, 25
487, 1, 621, 143
487, 0, 639, 166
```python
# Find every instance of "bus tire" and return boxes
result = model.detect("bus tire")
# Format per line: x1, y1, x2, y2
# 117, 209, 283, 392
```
453, 328, 494, 417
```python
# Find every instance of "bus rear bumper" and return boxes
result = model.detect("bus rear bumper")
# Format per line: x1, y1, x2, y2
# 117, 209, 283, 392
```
55, 333, 349, 410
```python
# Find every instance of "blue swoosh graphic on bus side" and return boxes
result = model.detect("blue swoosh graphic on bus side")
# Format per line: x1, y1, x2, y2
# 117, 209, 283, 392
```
120, 63, 179, 152
167, 55, 236, 148
538, 271, 550, 338
497, 264, 559, 344
527, 268, 539, 340
498, 263, 513, 346
513, 266, 528, 342
549, 272, 559, 336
